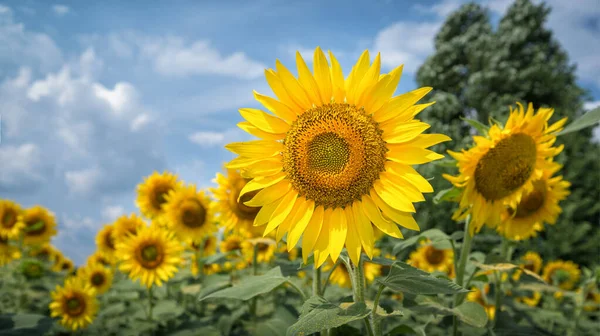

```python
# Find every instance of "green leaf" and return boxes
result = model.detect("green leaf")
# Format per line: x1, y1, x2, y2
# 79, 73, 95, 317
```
0, 314, 53, 336
461, 117, 489, 135
152, 300, 185, 319
287, 296, 370, 336
377, 261, 468, 295
218, 308, 247, 336
368, 256, 396, 266
559, 107, 600, 135
392, 229, 452, 255
199, 267, 288, 301
411, 296, 488, 328
200, 251, 239, 264
251, 318, 291, 336
434, 159, 458, 168
98, 302, 126, 318
433, 187, 462, 205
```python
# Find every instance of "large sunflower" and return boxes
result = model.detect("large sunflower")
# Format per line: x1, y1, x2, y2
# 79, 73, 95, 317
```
444, 103, 566, 235
136, 171, 182, 220
163, 184, 215, 243
542, 260, 580, 290
116, 225, 183, 288
407, 239, 454, 277
18, 205, 57, 245
212, 169, 263, 236
77, 263, 113, 295
95, 224, 117, 260
0, 237, 21, 266
0, 200, 24, 239
225, 48, 449, 267
497, 163, 570, 240
49, 277, 98, 331
113, 213, 147, 243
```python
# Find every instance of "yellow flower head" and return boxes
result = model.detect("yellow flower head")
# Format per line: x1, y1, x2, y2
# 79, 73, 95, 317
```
113, 213, 147, 243
407, 239, 454, 277
19, 205, 57, 246
116, 225, 183, 288
95, 224, 117, 260
242, 238, 277, 264
519, 251, 543, 274
517, 291, 542, 307
497, 163, 570, 240
220, 233, 245, 255
324, 259, 382, 288
0, 200, 24, 239
189, 235, 218, 257
136, 171, 182, 219
542, 260, 581, 290
191, 259, 220, 276
444, 103, 566, 235
0, 237, 21, 266
225, 48, 450, 267
55, 258, 75, 273
49, 277, 98, 331
77, 263, 113, 295
87, 251, 115, 267
582, 284, 600, 312
467, 284, 496, 320
163, 184, 216, 243
29, 243, 61, 262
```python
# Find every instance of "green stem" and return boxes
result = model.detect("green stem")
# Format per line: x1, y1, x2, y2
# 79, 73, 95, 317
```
286, 280, 308, 301
250, 244, 259, 318
147, 286, 154, 322
313, 265, 322, 297
492, 238, 510, 326
453, 216, 473, 336
344, 256, 375, 336
321, 260, 340, 296
371, 284, 385, 336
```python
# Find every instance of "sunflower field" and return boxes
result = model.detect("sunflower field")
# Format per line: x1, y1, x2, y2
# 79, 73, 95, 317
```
1, 1, 599, 336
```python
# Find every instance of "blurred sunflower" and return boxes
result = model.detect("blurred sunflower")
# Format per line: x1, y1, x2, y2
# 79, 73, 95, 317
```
19, 205, 57, 245
542, 260, 581, 290
0, 238, 20, 266
29, 243, 60, 262
212, 169, 263, 236
582, 285, 600, 312
116, 225, 183, 288
467, 285, 495, 320
163, 184, 215, 243
113, 213, 146, 243
444, 103, 566, 235
497, 163, 570, 240
87, 251, 114, 267
136, 171, 182, 220
192, 260, 220, 276
513, 251, 543, 281
225, 47, 449, 267
407, 239, 454, 277
220, 233, 244, 255
242, 238, 277, 264
49, 277, 98, 331
190, 235, 218, 257
0, 200, 24, 239
20, 259, 45, 279
516, 290, 542, 307
95, 224, 117, 260
57, 258, 75, 273
77, 263, 113, 295
324, 259, 382, 288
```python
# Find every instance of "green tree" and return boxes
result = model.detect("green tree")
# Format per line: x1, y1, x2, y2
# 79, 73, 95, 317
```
416, 0, 600, 266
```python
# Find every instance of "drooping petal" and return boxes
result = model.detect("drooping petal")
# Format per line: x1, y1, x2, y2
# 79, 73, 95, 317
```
263, 191, 298, 236
360, 194, 403, 238
238, 172, 286, 199
328, 207, 348, 262
301, 206, 324, 263
344, 206, 361, 265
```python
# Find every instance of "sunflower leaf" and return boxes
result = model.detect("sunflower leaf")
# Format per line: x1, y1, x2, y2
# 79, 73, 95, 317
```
198, 267, 288, 302
433, 187, 462, 205
377, 261, 468, 295
460, 117, 490, 135
0, 314, 53, 335
558, 107, 600, 135
409, 296, 488, 328
287, 296, 371, 336
392, 229, 452, 255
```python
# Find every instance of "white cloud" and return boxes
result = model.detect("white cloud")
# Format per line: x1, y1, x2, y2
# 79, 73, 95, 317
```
415, 0, 463, 17
52, 5, 70, 16
0, 144, 44, 191
65, 167, 102, 195
189, 128, 246, 147
101, 205, 125, 221
584, 101, 600, 111
0, 5, 11, 15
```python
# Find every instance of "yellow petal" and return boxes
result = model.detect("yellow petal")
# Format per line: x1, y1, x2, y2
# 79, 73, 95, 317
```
328, 50, 346, 103
226, 156, 271, 169
386, 161, 433, 193
239, 172, 286, 200
351, 200, 374, 259
370, 191, 419, 232
355, 52, 381, 105
313, 47, 332, 103
245, 180, 291, 207
382, 121, 431, 143
380, 172, 425, 203
345, 50, 370, 102
239, 108, 290, 134
313, 213, 331, 268
373, 87, 432, 123
237, 121, 285, 141
265, 69, 304, 113
253, 91, 298, 122
275, 60, 312, 110
328, 207, 347, 262
296, 52, 323, 105
263, 191, 298, 236
387, 146, 445, 165
277, 197, 307, 241
287, 199, 316, 251
344, 206, 361, 266
366, 65, 403, 113
254, 200, 281, 227
361, 194, 403, 238
301, 206, 324, 263
403, 133, 452, 148
373, 179, 416, 212
225, 140, 283, 158
242, 158, 283, 178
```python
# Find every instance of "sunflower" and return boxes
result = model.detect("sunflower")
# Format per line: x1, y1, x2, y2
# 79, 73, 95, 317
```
582, 284, 600, 312
497, 163, 570, 240
444, 103, 566, 235
512, 251, 543, 282
242, 238, 277, 264
542, 260, 581, 290
77, 263, 113, 295
0, 238, 20, 266
516, 290, 542, 307
18, 205, 57, 245
20, 259, 45, 279
116, 225, 183, 288
407, 239, 454, 277
220, 233, 245, 255
113, 213, 147, 243
0, 200, 24, 239
56, 258, 75, 273
225, 48, 449, 267
95, 224, 117, 260
191, 260, 221, 276
136, 171, 182, 220
49, 277, 98, 331
324, 259, 382, 288
87, 251, 114, 267
467, 285, 495, 320
190, 235, 218, 257
29, 243, 61, 262
163, 184, 215, 243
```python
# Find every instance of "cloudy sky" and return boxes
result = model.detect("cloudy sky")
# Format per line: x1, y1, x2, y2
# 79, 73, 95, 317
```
1, 0, 598, 264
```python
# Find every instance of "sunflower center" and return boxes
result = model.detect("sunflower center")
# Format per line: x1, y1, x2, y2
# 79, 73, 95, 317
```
104, 231, 116, 250
553, 269, 570, 285
474, 133, 537, 201
151, 186, 172, 211
1, 209, 17, 228
61, 262, 71, 270
91, 273, 105, 286
225, 239, 241, 252
65, 296, 86, 317
257, 242, 270, 252
180, 200, 207, 229
137, 242, 164, 269
232, 189, 261, 220
425, 247, 445, 265
523, 263, 535, 272
512, 180, 546, 218
283, 103, 387, 208
25, 218, 46, 236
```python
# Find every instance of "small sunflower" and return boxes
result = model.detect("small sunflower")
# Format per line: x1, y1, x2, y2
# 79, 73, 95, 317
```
242, 238, 277, 264
0, 200, 24, 239
30, 243, 61, 262
467, 285, 495, 320
516, 290, 542, 307
225, 47, 450, 267
56, 258, 75, 273
324, 258, 382, 288
87, 251, 114, 267
191, 256, 221, 276
20, 259, 45, 279
0, 238, 20, 266
519, 251, 543, 274
220, 233, 245, 255
95, 224, 117, 260
497, 163, 570, 240
136, 171, 182, 219
582, 285, 600, 312
18, 205, 57, 246
190, 235, 218, 257
542, 260, 581, 290
163, 184, 215, 243
444, 103, 566, 235
211, 169, 262, 236
407, 239, 454, 277
49, 277, 98, 331
116, 225, 183, 288
77, 263, 113, 295
113, 213, 147, 243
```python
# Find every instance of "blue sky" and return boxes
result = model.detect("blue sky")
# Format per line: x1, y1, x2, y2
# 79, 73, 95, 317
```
1, 0, 599, 265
